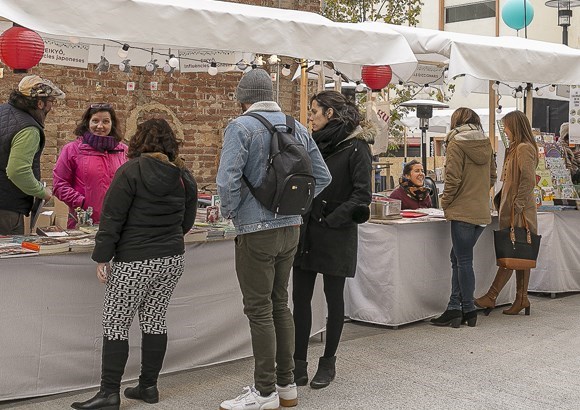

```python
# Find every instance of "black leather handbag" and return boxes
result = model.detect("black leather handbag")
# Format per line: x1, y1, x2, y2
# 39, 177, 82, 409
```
494, 207, 541, 270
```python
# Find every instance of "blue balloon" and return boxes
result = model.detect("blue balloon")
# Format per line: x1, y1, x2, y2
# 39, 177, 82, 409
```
502, 0, 534, 30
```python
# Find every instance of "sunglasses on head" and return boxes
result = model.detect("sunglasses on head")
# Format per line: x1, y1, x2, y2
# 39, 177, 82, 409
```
90, 103, 112, 109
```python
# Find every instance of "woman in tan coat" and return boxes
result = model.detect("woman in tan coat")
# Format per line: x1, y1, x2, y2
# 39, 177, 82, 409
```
475, 110, 539, 315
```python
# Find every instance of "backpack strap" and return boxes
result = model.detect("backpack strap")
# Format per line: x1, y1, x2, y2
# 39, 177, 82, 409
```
243, 112, 295, 135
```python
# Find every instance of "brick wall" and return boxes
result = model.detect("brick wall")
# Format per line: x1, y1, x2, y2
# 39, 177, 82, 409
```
0, 0, 320, 194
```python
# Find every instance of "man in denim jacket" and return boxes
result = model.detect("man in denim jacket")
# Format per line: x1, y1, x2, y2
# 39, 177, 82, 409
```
217, 68, 330, 410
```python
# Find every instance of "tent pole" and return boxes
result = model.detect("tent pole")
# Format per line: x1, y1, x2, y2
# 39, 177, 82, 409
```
488, 80, 497, 152
300, 59, 308, 125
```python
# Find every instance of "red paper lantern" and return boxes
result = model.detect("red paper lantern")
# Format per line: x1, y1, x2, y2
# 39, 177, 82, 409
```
0, 26, 45, 73
361, 65, 393, 91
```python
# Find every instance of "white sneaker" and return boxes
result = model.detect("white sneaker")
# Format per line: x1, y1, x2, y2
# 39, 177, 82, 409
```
219, 386, 280, 410
276, 383, 297, 407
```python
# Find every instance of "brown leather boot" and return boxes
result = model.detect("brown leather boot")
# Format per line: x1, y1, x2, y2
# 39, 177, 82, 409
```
503, 269, 531, 315
474, 267, 513, 314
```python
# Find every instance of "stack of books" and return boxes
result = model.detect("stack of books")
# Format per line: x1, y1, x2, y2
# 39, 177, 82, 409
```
20, 237, 70, 255
0, 243, 38, 258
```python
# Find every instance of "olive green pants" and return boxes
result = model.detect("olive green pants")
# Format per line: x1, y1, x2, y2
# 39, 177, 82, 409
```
235, 225, 299, 396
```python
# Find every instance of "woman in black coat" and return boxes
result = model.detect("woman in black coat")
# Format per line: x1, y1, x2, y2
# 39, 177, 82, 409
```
293, 90, 373, 389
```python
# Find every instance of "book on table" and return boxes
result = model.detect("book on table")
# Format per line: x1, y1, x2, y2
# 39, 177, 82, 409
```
21, 237, 70, 254
0, 243, 39, 258
36, 225, 69, 237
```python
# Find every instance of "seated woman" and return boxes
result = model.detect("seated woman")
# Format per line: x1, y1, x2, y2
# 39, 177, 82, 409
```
389, 160, 432, 210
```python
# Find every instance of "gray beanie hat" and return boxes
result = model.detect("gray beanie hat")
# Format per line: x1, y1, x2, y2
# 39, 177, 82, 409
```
236, 68, 273, 104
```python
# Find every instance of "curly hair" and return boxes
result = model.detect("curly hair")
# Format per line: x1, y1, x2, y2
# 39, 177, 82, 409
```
74, 104, 121, 141
127, 118, 181, 161
310, 90, 361, 134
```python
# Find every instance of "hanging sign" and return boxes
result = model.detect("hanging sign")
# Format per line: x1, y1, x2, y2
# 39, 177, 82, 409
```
40, 38, 89, 68
407, 63, 445, 86
366, 98, 390, 155
569, 85, 580, 145
179, 49, 243, 73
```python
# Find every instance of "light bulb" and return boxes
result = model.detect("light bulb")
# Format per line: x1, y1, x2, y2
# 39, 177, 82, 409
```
163, 62, 174, 74
535, 87, 543, 96
512, 89, 517, 98
281, 64, 291, 77
69, 37, 80, 44
515, 90, 523, 98
117, 44, 129, 58
355, 82, 365, 92
168, 55, 179, 68
236, 60, 248, 71
491, 81, 499, 91
312, 61, 322, 73
253, 56, 264, 66
267, 55, 279, 65
496, 106, 502, 114
208, 62, 218, 76
146, 59, 158, 72
443, 68, 449, 81
424, 84, 431, 93
549, 84, 556, 92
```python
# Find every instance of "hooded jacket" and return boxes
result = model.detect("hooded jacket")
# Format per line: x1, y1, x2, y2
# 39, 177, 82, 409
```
293, 123, 374, 278
441, 124, 497, 225
92, 153, 198, 263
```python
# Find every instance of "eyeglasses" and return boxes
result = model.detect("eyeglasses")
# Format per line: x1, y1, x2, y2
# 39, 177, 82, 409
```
90, 103, 112, 109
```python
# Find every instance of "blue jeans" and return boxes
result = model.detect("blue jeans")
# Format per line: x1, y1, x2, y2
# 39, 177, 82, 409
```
447, 221, 485, 313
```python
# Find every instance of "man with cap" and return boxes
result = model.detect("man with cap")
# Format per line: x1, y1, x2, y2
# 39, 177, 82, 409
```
217, 68, 331, 410
0, 75, 65, 235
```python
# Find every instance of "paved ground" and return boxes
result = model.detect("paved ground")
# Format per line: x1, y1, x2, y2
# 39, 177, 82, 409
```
3, 292, 580, 409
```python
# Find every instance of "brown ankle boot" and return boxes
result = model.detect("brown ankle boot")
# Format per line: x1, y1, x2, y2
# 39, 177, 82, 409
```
503, 269, 531, 315
475, 267, 513, 310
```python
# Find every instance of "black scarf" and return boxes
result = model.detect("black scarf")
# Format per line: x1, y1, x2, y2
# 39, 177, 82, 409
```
312, 119, 351, 158
399, 176, 431, 202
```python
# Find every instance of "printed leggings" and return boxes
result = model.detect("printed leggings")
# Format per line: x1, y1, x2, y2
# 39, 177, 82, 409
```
102, 254, 184, 341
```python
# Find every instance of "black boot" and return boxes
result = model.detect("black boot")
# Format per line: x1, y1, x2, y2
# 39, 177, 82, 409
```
124, 333, 167, 404
462, 310, 477, 327
310, 356, 336, 389
430, 309, 462, 328
72, 338, 129, 410
71, 390, 120, 410
293, 359, 309, 386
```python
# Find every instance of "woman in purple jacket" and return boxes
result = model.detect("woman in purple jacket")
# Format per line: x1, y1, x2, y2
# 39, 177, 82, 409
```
389, 160, 432, 210
53, 103, 127, 228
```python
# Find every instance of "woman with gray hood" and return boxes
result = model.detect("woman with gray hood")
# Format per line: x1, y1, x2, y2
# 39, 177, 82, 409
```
431, 107, 497, 328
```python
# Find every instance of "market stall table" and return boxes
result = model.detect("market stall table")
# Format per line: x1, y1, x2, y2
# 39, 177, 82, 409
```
345, 217, 515, 327
0, 239, 326, 401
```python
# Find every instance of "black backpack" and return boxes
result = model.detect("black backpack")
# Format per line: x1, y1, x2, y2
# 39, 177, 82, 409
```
242, 112, 315, 215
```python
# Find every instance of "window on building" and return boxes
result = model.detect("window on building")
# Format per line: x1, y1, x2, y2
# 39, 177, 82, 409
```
445, 1, 495, 24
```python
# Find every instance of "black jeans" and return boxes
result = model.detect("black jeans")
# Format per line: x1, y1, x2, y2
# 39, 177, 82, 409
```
293, 267, 346, 361
0, 209, 24, 235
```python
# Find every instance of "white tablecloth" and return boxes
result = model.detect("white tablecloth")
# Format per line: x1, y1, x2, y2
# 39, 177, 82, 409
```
0, 240, 326, 401
529, 212, 580, 293
345, 218, 516, 326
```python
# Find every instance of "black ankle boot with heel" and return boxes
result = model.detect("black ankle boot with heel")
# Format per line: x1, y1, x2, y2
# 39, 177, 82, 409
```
430, 309, 462, 328
310, 356, 336, 389
462, 310, 477, 327
293, 359, 309, 386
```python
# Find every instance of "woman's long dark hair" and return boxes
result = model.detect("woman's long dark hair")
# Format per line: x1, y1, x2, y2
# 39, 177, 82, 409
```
74, 104, 121, 141
310, 90, 361, 133
127, 118, 181, 161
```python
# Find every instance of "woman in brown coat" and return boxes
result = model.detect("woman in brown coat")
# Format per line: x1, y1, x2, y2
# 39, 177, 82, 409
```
475, 110, 539, 315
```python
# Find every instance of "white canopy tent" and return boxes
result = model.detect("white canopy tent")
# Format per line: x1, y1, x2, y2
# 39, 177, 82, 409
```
369, 22, 580, 86
0, 0, 417, 79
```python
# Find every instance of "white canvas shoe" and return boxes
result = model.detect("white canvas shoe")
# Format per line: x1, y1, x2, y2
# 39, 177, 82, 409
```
219, 386, 280, 410
276, 383, 297, 407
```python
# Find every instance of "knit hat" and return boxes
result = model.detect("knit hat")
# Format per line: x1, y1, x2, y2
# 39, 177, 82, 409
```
18, 75, 65, 99
236, 68, 273, 104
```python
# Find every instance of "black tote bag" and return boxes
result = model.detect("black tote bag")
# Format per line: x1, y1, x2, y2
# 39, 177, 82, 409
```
494, 207, 541, 270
